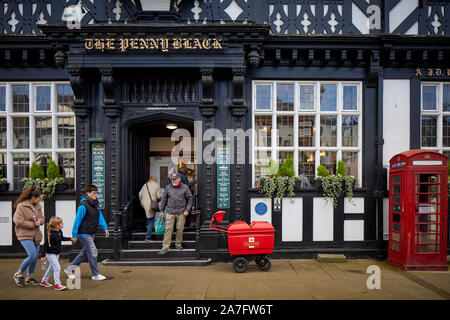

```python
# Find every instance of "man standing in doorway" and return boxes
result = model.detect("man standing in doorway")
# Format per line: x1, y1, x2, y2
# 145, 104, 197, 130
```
159, 173, 193, 255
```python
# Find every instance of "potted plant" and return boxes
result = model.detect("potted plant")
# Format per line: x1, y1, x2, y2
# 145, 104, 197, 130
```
315, 162, 356, 208
47, 159, 66, 191
0, 175, 9, 192
315, 165, 330, 188
259, 156, 297, 200
22, 162, 47, 196
337, 160, 356, 202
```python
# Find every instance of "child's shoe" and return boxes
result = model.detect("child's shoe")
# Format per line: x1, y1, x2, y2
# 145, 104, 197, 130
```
54, 284, 67, 291
40, 280, 52, 287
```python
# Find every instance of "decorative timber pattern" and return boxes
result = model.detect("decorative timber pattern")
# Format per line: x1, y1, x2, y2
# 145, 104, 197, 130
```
1, 0, 449, 36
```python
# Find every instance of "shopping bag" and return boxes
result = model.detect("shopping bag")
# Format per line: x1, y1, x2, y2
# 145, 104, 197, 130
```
154, 214, 166, 235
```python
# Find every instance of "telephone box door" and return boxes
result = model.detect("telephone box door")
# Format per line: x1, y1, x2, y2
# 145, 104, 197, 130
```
389, 173, 404, 264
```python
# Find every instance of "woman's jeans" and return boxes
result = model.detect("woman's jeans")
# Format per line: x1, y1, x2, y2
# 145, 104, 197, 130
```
19, 240, 40, 275
42, 254, 61, 285
67, 234, 99, 277
146, 217, 155, 239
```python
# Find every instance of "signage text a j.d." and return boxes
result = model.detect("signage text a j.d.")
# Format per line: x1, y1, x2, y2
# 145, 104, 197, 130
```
416, 68, 450, 78
84, 37, 223, 53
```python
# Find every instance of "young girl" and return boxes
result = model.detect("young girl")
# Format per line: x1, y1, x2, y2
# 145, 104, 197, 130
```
40, 216, 72, 291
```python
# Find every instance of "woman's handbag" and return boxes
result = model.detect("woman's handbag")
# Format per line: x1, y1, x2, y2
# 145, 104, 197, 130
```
154, 214, 166, 235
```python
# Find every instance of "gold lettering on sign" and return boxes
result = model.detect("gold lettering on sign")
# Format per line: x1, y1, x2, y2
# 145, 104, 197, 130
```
415, 68, 422, 76
85, 38, 94, 50
120, 38, 129, 52
160, 38, 169, 53
84, 37, 223, 52
427, 68, 433, 77
435, 68, 442, 76
106, 38, 115, 50
173, 38, 182, 49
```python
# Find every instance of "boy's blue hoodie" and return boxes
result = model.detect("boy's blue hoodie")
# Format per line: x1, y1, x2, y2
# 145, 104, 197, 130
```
72, 196, 108, 238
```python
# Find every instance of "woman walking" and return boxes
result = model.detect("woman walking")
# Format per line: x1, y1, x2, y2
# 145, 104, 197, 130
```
12, 188, 44, 287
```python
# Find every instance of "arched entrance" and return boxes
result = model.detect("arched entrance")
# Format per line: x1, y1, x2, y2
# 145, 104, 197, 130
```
123, 112, 198, 231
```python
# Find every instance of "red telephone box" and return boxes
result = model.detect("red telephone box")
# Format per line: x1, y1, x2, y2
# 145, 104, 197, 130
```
388, 150, 448, 271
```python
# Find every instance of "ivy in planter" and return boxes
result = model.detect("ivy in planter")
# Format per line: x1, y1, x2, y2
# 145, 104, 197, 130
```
21, 160, 65, 199
259, 156, 297, 200
316, 161, 355, 208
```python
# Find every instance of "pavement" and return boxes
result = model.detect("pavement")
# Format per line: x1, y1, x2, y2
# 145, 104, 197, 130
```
0, 258, 448, 300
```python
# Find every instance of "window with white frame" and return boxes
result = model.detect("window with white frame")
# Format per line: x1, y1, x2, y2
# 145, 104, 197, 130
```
0, 82, 76, 190
420, 82, 450, 159
252, 81, 362, 187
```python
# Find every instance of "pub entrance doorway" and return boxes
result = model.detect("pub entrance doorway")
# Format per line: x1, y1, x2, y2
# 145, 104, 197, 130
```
127, 117, 198, 232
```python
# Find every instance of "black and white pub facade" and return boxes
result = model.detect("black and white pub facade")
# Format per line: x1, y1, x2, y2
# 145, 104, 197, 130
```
0, 0, 449, 264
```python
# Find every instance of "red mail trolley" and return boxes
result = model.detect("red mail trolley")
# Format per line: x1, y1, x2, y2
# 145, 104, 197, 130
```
388, 150, 448, 271
210, 211, 275, 273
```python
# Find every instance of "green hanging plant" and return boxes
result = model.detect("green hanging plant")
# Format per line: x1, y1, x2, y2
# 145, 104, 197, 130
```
259, 157, 298, 200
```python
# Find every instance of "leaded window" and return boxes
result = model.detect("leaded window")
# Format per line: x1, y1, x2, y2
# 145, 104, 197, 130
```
253, 81, 362, 187
421, 83, 450, 158
0, 82, 76, 189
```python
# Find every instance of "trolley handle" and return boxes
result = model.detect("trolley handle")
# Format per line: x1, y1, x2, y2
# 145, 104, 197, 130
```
210, 213, 228, 233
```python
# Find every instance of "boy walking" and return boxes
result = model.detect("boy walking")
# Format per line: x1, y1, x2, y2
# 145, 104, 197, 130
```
65, 184, 109, 280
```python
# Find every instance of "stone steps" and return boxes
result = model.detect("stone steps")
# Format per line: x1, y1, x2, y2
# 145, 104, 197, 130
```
102, 258, 212, 267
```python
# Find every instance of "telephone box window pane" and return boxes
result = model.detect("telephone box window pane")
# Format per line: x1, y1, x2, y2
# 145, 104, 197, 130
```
393, 185, 400, 194
391, 242, 399, 251
58, 152, 75, 190
342, 116, 358, 147
342, 151, 358, 181
418, 234, 438, 244
444, 85, 450, 111
299, 151, 315, 186
13, 153, 29, 189
443, 116, 450, 147
298, 116, 315, 147
300, 85, 315, 110
255, 85, 271, 110
277, 84, 294, 111
421, 116, 437, 147
320, 116, 337, 147
391, 232, 400, 242
392, 223, 401, 232
255, 116, 272, 147
422, 86, 437, 111
57, 84, 74, 113
320, 84, 337, 111
277, 116, 294, 147
36, 86, 51, 111
0, 118, 6, 149
35, 117, 52, 149
13, 117, 29, 149
393, 195, 400, 203
393, 175, 400, 184
254, 151, 271, 186
320, 150, 336, 175
0, 87, 5, 111
417, 244, 437, 253
12, 85, 29, 113
393, 213, 400, 222
343, 86, 357, 110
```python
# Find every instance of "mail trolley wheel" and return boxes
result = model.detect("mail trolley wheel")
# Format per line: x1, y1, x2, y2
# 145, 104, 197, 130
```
233, 257, 248, 273
255, 255, 271, 272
